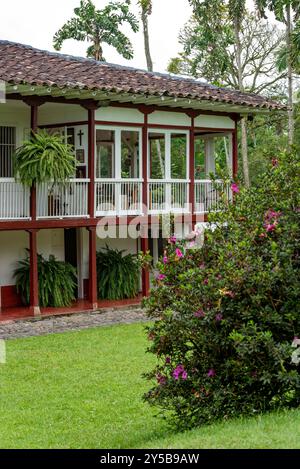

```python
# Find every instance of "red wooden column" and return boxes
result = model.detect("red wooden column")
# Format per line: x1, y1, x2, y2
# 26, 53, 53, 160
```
82, 101, 98, 309
232, 121, 238, 178
189, 116, 196, 215
26, 100, 42, 316
140, 106, 154, 297
28, 229, 40, 316
87, 227, 98, 310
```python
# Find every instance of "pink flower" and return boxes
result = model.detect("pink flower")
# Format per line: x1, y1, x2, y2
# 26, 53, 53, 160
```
175, 248, 184, 258
169, 236, 177, 244
181, 370, 188, 380
272, 158, 279, 167
163, 256, 168, 264
173, 364, 188, 380
157, 274, 166, 281
165, 356, 171, 364
259, 232, 267, 238
207, 369, 216, 378
203, 278, 209, 285
215, 313, 223, 322
231, 183, 240, 194
266, 223, 277, 232
194, 309, 205, 318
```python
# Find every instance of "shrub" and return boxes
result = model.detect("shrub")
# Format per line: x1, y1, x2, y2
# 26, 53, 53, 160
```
143, 150, 300, 429
14, 252, 77, 307
96, 246, 140, 300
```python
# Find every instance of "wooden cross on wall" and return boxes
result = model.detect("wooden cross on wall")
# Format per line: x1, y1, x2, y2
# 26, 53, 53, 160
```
77, 129, 84, 146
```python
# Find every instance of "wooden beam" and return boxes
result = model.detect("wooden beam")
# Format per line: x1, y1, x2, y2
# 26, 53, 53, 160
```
28, 229, 40, 316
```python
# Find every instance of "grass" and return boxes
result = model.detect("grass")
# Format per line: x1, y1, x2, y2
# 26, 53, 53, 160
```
0, 322, 300, 449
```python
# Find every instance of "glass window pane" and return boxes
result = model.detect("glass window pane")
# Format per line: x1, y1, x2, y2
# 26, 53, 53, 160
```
121, 130, 140, 179
171, 133, 187, 179
149, 133, 165, 179
96, 129, 115, 179
194, 137, 205, 180
214, 135, 230, 174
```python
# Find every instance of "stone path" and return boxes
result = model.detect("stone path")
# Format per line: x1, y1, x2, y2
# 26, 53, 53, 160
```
0, 307, 148, 340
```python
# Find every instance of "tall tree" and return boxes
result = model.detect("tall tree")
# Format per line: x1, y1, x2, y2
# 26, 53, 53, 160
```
254, 1, 300, 145
172, 1, 285, 186
53, 0, 139, 61
137, 0, 153, 71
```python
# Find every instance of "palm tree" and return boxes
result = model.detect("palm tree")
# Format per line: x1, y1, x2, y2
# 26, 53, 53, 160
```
53, 0, 139, 61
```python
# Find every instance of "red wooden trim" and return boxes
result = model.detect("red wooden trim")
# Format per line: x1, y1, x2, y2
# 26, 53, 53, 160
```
40, 121, 88, 129
141, 237, 150, 297
194, 127, 235, 133
88, 109, 96, 217
28, 229, 40, 316
87, 227, 98, 309
232, 123, 238, 178
189, 117, 195, 214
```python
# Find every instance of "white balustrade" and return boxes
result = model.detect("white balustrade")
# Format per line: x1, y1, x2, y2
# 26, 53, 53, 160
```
194, 180, 231, 213
148, 180, 189, 214
95, 180, 143, 216
37, 179, 89, 219
0, 179, 30, 219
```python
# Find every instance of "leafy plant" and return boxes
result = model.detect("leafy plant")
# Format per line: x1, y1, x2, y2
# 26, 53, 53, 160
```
96, 246, 139, 300
14, 252, 77, 307
53, 0, 139, 61
14, 131, 76, 187
143, 149, 300, 429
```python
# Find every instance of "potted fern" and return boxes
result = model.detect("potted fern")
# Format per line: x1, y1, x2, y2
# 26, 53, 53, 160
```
14, 130, 76, 194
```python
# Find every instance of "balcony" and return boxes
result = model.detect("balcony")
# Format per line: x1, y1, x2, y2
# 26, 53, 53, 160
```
0, 179, 231, 221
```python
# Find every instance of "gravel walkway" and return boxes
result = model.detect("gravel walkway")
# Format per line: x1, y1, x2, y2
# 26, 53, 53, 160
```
0, 307, 148, 340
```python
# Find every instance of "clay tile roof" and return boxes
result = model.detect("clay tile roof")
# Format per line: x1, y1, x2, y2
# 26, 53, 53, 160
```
0, 40, 286, 111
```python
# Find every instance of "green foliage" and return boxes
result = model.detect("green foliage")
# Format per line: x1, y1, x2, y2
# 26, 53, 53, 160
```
143, 150, 300, 428
14, 131, 76, 187
14, 253, 77, 307
53, 0, 139, 61
96, 246, 140, 300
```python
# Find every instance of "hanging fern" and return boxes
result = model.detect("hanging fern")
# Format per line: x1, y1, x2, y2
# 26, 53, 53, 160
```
96, 246, 140, 300
14, 130, 76, 187
14, 252, 77, 307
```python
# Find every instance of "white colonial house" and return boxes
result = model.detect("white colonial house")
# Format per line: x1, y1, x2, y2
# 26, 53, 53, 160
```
0, 40, 285, 318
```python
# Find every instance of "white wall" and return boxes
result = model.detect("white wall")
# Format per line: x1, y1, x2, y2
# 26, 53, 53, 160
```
148, 111, 191, 126
96, 107, 144, 124
0, 100, 30, 146
38, 103, 87, 125
0, 229, 64, 286
194, 115, 235, 129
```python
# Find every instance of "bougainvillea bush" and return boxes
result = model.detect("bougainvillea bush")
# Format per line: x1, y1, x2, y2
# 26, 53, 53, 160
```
143, 150, 300, 428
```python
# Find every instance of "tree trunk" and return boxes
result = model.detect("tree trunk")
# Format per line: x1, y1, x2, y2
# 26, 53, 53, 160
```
234, 17, 250, 187
141, 8, 153, 72
286, 4, 294, 145
94, 37, 104, 61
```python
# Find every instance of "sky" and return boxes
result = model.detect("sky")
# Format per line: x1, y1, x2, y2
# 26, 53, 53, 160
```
0, 0, 194, 73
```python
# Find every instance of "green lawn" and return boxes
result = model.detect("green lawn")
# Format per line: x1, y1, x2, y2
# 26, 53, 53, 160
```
0, 322, 300, 449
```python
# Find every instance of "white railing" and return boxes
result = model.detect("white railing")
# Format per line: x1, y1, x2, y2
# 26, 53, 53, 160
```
95, 180, 143, 216
148, 180, 189, 214
37, 179, 89, 219
0, 178, 30, 220
194, 180, 231, 213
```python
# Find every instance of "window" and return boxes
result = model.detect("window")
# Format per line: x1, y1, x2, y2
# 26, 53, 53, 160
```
149, 132, 165, 179
171, 133, 187, 179
0, 126, 16, 177
121, 130, 140, 179
194, 137, 205, 180
96, 129, 115, 179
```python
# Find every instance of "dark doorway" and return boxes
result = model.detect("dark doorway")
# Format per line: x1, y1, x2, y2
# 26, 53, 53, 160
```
64, 228, 78, 298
